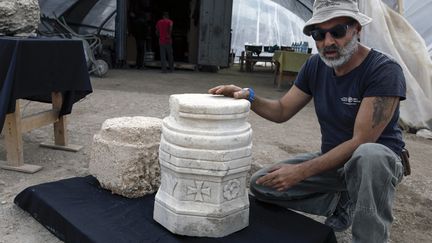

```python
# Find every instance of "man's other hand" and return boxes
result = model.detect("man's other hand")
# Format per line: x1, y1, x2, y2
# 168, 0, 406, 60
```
256, 164, 305, 191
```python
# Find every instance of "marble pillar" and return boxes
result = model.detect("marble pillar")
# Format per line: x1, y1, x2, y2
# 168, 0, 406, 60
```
154, 94, 252, 237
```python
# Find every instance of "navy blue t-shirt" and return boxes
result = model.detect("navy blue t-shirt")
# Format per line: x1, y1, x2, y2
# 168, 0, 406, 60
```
294, 49, 406, 156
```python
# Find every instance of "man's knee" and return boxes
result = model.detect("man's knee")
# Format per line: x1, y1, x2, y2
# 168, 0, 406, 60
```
344, 143, 399, 177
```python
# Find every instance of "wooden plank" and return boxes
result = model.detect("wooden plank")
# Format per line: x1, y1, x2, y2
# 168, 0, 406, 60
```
0, 162, 42, 173
0, 100, 43, 173
145, 61, 196, 70
21, 110, 59, 133
248, 57, 273, 62
273, 62, 280, 88
1, 93, 83, 173
397, 0, 404, 14
51, 92, 67, 146
239, 51, 245, 72
174, 63, 197, 71
39, 143, 82, 152
44, 92, 82, 152
4, 101, 24, 166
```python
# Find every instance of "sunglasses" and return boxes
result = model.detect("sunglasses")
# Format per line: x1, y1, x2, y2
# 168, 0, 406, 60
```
310, 22, 355, 41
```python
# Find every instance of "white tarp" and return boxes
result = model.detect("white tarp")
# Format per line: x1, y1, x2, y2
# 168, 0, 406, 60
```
231, 0, 315, 57
404, 0, 432, 59
381, 0, 400, 12
382, 0, 432, 59
359, 0, 432, 131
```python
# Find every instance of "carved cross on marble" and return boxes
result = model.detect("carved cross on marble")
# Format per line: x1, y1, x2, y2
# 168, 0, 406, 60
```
187, 180, 211, 201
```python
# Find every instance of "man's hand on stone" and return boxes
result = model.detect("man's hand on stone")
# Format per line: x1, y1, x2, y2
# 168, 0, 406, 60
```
208, 85, 248, 100
256, 164, 305, 191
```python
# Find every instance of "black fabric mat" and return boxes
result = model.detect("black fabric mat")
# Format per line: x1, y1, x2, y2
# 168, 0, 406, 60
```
14, 176, 336, 243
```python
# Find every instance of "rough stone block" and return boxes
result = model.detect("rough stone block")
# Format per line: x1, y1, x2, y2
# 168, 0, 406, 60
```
89, 116, 162, 198
0, 0, 40, 36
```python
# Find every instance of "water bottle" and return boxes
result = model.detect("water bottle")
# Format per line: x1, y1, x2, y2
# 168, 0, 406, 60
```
302, 42, 307, 53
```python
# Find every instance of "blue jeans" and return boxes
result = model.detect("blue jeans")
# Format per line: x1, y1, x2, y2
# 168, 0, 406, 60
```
250, 143, 404, 243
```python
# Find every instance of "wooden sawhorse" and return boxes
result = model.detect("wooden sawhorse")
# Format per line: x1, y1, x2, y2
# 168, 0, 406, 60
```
0, 92, 82, 173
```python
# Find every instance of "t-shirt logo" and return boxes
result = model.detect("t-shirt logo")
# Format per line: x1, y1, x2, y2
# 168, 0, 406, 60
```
340, 96, 361, 105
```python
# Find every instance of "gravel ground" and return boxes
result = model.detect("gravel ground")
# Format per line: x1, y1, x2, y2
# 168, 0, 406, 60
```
1, 66, 431, 242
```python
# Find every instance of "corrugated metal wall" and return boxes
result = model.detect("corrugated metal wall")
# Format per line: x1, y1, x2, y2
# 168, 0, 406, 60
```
198, 0, 233, 67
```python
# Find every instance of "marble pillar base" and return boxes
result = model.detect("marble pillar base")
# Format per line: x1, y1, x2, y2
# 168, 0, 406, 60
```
154, 94, 252, 237
154, 198, 249, 237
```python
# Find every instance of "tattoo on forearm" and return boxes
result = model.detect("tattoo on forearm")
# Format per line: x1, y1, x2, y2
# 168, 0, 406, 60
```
372, 97, 398, 128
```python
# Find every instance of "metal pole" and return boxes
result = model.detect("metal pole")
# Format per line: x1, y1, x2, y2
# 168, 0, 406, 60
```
115, 0, 127, 66
397, 0, 404, 14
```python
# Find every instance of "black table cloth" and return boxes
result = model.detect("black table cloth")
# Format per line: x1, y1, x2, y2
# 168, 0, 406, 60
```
0, 37, 92, 132
14, 176, 337, 243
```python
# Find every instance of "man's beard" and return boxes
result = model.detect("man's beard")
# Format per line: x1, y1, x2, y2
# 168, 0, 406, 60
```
318, 33, 359, 68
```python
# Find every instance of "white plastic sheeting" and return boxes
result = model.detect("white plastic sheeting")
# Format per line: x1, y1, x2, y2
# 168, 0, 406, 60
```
231, 0, 315, 57
381, 0, 400, 12
360, 0, 432, 131
382, 0, 432, 59
404, 0, 432, 59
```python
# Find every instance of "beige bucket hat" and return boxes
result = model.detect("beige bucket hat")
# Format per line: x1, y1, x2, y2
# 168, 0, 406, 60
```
303, 0, 372, 35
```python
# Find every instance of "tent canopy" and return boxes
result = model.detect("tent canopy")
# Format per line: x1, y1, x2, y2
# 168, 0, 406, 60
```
38, 0, 79, 18
231, 0, 316, 56
38, 0, 116, 37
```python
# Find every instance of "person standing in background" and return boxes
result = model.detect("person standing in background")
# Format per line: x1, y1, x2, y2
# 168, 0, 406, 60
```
156, 12, 174, 73
129, 0, 149, 69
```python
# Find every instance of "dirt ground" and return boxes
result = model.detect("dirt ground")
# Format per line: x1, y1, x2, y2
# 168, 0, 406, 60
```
1, 65, 431, 243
